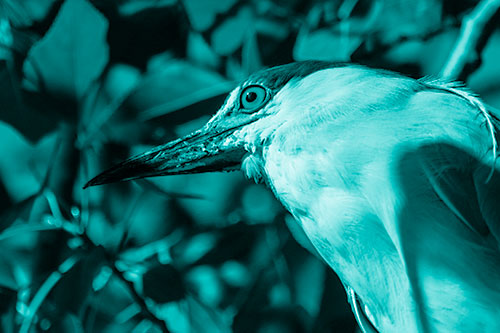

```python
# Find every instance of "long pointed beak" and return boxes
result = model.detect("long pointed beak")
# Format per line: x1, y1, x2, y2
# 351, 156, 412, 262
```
83, 123, 248, 188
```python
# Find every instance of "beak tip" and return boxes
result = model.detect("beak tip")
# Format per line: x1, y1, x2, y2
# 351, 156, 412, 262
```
82, 177, 100, 189
84, 170, 118, 189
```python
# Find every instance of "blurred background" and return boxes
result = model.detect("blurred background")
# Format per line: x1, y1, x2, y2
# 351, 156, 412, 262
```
1, 0, 500, 332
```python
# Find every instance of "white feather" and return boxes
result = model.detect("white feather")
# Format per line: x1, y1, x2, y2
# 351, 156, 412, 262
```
238, 66, 500, 332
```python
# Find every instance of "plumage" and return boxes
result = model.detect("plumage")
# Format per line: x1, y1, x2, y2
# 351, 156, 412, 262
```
86, 61, 500, 332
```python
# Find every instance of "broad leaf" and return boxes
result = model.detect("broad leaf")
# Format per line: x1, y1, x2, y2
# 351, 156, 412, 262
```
0, 121, 40, 202
125, 58, 232, 121
294, 28, 362, 62
182, 0, 236, 31
22, 0, 109, 101
211, 6, 253, 56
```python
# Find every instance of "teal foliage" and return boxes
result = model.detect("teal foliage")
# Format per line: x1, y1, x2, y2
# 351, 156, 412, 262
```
0, 0, 499, 332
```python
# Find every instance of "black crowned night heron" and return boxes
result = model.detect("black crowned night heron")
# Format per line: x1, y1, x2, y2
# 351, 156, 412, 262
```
85, 61, 500, 332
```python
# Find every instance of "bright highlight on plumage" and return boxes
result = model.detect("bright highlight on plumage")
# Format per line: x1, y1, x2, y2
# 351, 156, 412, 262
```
85, 61, 500, 332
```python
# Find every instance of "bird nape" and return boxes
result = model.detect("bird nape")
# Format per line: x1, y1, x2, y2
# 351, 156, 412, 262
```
85, 61, 500, 333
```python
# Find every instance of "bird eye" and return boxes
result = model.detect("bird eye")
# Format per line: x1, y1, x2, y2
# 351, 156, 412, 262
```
240, 85, 269, 112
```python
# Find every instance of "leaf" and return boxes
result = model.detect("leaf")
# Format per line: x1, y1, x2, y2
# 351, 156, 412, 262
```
211, 6, 254, 56
291, 254, 325, 318
174, 232, 218, 265
242, 29, 263, 75
0, 286, 16, 316
118, 0, 177, 16
0, 19, 14, 59
124, 58, 233, 121
370, 0, 443, 44
1, 0, 58, 27
22, 0, 109, 100
187, 32, 220, 68
313, 268, 357, 332
52, 313, 85, 333
0, 251, 18, 291
0, 121, 41, 202
233, 304, 310, 333
19, 254, 83, 333
186, 295, 231, 332
0, 194, 39, 235
50, 247, 106, 315
0, 121, 76, 207
0, 63, 61, 141
293, 28, 362, 62
142, 263, 185, 304
182, 224, 261, 266
182, 0, 237, 31
284, 215, 319, 258
185, 266, 222, 306
241, 184, 281, 224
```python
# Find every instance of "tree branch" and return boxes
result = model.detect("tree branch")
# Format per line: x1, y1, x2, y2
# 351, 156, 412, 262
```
440, 0, 500, 80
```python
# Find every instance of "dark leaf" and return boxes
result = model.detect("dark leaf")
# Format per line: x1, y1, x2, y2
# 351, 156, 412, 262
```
142, 263, 185, 304
0, 253, 18, 293
234, 305, 310, 333
183, 224, 263, 266
0, 121, 41, 202
0, 194, 38, 235
41, 124, 79, 201
0, 121, 77, 211
313, 269, 357, 332
49, 313, 85, 333
0, 62, 60, 141
1, 0, 58, 27
182, 0, 237, 31
103, 3, 187, 69
125, 58, 232, 122
78, 63, 141, 144
186, 295, 231, 332
0, 286, 16, 316
50, 247, 106, 316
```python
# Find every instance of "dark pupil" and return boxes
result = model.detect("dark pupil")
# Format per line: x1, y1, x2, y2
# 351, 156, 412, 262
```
245, 91, 257, 103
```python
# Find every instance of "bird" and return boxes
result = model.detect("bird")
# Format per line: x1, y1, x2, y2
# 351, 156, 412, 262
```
85, 61, 500, 332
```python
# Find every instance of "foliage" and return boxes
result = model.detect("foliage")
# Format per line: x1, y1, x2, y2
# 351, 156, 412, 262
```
1, 0, 499, 332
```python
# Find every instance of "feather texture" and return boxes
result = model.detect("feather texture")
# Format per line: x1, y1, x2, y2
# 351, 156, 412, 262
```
238, 66, 500, 332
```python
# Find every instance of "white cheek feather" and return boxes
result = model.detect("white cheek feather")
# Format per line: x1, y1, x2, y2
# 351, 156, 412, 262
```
241, 154, 265, 183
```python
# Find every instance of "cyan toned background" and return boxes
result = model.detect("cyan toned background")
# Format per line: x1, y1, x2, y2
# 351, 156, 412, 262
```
1, 0, 499, 332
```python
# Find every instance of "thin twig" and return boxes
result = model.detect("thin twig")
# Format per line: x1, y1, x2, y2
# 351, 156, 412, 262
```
20, 255, 82, 333
109, 262, 171, 333
78, 232, 171, 332
440, 0, 500, 80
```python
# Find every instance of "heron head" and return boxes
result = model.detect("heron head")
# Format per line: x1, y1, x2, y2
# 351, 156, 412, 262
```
84, 61, 350, 188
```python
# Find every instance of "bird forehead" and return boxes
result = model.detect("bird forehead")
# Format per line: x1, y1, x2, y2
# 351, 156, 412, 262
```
273, 66, 365, 106
243, 61, 348, 93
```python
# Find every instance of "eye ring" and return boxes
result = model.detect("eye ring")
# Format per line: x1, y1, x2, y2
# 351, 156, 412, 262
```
239, 85, 269, 112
